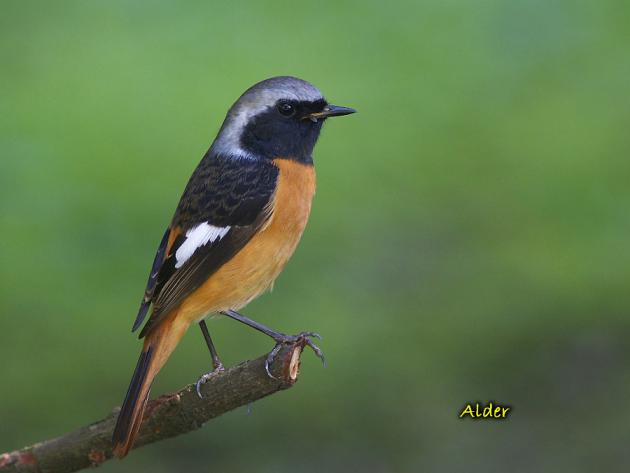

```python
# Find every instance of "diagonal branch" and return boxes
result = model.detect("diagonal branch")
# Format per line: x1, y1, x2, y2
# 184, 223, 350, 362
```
0, 342, 306, 473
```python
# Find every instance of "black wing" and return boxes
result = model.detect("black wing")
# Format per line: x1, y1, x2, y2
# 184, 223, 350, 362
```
133, 153, 279, 338
131, 228, 170, 332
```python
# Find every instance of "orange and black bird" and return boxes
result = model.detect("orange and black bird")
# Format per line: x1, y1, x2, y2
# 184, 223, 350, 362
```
111, 76, 355, 457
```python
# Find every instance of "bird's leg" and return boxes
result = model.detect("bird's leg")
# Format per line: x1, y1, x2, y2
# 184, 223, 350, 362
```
220, 309, 325, 378
200, 320, 224, 370
195, 320, 225, 398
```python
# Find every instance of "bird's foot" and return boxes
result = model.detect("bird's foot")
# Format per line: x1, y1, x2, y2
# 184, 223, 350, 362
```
265, 331, 325, 379
195, 363, 225, 398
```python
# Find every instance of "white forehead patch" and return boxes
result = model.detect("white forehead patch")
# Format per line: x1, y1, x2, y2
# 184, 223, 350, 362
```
210, 76, 324, 158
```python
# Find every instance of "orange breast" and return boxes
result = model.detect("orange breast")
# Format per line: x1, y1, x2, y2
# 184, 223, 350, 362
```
177, 158, 316, 321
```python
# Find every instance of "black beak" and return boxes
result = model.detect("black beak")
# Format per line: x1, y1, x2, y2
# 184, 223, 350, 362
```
308, 104, 357, 120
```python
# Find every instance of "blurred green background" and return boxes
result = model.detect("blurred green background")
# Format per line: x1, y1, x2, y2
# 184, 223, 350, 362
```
2, 1, 630, 472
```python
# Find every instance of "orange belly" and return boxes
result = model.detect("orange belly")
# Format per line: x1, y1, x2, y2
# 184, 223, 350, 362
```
177, 158, 316, 322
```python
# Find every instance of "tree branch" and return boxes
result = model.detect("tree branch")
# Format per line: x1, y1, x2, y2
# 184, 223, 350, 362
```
0, 342, 306, 473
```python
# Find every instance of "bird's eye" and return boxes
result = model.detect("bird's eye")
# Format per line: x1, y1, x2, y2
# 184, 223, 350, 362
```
278, 102, 295, 117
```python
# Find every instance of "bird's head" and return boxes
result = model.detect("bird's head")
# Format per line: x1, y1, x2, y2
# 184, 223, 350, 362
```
210, 76, 355, 164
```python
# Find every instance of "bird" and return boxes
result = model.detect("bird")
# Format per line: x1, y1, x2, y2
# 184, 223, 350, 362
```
111, 76, 355, 457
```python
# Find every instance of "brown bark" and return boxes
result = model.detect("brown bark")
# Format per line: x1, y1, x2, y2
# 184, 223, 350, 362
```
0, 342, 305, 473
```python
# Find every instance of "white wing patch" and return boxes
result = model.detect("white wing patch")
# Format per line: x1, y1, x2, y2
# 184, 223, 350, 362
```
174, 222, 230, 269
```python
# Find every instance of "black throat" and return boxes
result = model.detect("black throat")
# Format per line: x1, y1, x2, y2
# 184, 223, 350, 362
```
239, 100, 327, 165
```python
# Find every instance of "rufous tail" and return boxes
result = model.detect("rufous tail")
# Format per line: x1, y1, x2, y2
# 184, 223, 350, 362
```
112, 312, 188, 458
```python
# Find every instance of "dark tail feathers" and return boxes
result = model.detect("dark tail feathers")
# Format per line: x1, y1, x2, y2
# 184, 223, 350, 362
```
112, 346, 154, 457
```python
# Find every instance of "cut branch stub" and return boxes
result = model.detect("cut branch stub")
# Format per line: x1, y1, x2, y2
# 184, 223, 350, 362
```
0, 341, 305, 473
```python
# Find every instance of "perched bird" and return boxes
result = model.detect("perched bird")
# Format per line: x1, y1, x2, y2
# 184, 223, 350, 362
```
112, 76, 355, 457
